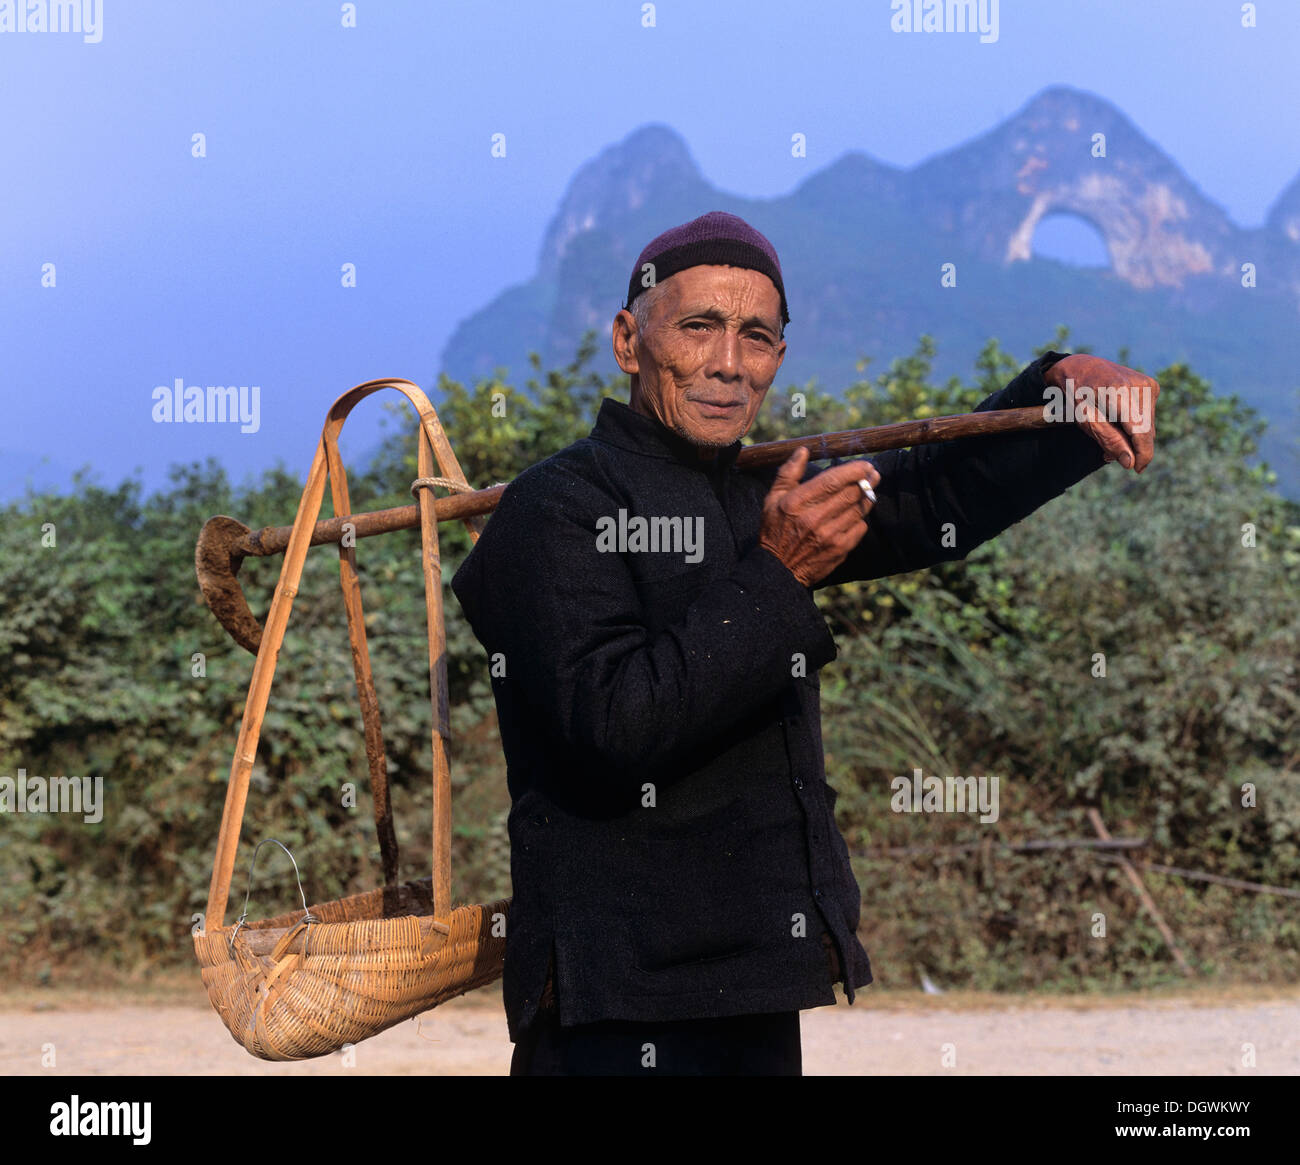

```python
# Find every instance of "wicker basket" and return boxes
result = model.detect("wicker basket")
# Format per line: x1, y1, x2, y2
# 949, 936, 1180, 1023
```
193, 379, 510, 1061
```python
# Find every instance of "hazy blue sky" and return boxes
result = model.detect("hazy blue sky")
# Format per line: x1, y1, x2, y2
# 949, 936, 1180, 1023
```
3, 0, 1297, 498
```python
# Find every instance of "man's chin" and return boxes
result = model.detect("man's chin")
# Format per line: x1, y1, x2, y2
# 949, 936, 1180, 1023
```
675, 412, 749, 448
675, 423, 743, 449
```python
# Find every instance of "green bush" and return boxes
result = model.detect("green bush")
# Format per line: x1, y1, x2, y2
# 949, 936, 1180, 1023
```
1, 333, 1296, 991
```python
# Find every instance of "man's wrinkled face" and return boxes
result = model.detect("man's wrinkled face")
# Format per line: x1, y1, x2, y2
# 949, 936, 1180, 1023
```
613, 265, 787, 449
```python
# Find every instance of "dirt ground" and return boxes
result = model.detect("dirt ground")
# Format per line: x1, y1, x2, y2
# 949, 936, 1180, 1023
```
3, 979, 1297, 1075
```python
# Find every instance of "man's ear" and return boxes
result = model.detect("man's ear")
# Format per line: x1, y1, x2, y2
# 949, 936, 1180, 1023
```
612, 309, 640, 376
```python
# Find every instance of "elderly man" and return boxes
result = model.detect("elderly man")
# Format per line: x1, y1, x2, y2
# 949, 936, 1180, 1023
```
451, 210, 1158, 1076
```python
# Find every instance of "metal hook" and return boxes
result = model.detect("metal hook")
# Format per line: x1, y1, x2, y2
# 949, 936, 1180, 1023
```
228, 838, 315, 953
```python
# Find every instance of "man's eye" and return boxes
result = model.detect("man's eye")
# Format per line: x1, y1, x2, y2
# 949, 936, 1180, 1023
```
684, 321, 710, 331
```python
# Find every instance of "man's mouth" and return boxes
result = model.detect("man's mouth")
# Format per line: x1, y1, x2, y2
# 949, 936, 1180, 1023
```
691, 399, 745, 416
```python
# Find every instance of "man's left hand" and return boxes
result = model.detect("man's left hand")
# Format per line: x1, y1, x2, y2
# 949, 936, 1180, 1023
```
1045, 354, 1160, 473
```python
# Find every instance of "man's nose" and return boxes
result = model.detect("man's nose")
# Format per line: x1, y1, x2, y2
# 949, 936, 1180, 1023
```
708, 328, 744, 381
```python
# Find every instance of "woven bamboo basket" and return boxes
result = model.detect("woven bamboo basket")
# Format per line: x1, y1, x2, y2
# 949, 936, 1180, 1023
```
193, 379, 511, 1061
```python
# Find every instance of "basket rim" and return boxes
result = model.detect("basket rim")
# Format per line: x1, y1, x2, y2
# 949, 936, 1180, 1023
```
195, 896, 511, 961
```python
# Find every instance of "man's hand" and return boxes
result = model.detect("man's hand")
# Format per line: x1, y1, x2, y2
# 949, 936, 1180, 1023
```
759, 447, 880, 586
1046, 354, 1160, 472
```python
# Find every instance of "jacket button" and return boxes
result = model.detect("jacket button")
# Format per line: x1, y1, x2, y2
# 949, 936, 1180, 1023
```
793, 776, 804, 790
814, 888, 823, 900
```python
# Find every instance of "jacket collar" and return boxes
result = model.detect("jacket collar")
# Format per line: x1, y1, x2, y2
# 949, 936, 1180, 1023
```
589, 397, 744, 474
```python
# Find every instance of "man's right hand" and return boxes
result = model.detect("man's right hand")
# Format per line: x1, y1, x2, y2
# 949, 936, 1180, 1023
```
758, 446, 880, 586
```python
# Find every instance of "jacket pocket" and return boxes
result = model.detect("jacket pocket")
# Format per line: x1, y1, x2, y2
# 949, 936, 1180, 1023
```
626, 799, 766, 975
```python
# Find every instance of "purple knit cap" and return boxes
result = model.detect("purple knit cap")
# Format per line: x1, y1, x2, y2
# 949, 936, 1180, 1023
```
625, 210, 790, 326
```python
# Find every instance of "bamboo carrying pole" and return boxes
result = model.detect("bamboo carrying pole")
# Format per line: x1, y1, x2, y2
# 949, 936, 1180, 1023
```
196, 402, 1056, 654
231, 406, 1051, 558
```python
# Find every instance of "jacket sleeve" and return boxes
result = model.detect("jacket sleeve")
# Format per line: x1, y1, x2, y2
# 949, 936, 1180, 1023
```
814, 352, 1108, 588
451, 461, 838, 778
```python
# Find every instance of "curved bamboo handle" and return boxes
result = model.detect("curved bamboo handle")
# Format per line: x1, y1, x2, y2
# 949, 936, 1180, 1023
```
204, 379, 461, 931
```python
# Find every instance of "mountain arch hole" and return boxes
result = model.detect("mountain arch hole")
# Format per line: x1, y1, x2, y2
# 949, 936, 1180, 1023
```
1032, 212, 1111, 268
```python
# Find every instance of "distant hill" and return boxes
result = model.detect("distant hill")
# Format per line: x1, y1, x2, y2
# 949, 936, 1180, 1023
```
441, 86, 1300, 494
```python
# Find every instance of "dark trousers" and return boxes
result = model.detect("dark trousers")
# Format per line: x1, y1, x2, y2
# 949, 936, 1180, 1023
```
510, 1007, 803, 1076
